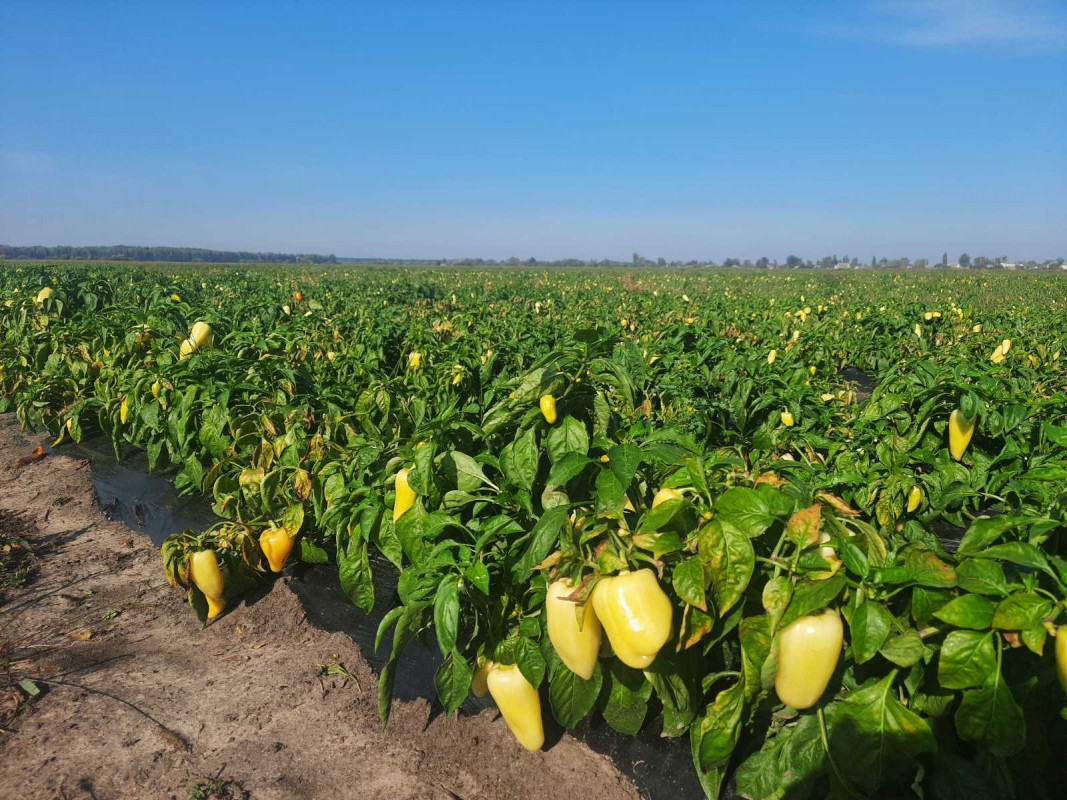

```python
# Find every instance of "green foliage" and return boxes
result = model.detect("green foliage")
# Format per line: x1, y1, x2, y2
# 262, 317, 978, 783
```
3, 262, 1067, 798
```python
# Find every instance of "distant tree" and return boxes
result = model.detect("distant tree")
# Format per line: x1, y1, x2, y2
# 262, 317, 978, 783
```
723, 258, 741, 267
915, 258, 928, 269
657, 257, 667, 267
871, 255, 877, 266
958, 253, 971, 267
785, 255, 803, 268
941, 252, 948, 266
755, 257, 770, 269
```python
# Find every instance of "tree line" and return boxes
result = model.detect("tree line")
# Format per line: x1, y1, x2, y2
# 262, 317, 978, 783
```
2, 245, 1062, 270
0, 245, 339, 264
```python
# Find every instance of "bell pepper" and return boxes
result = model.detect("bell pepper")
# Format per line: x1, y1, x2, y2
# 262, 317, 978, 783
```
774, 609, 842, 709
948, 409, 975, 461
1057, 625, 1067, 694
471, 658, 494, 697
119, 397, 129, 425
539, 394, 557, 424
546, 579, 602, 680
393, 467, 416, 522
189, 321, 212, 349
486, 664, 544, 751
592, 569, 673, 669
190, 550, 227, 619
781, 410, 795, 427
907, 485, 922, 513
35, 287, 54, 303
151, 381, 161, 398
260, 526, 294, 573
179, 338, 196, 360
652, 487, 684, 508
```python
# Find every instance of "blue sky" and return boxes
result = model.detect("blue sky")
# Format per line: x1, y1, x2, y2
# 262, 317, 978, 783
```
2, 0, 1065, 261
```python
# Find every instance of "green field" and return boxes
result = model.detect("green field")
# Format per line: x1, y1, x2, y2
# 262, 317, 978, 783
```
2, 261, 1066, 798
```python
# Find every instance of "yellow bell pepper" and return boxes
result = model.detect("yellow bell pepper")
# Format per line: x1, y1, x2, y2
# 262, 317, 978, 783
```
781, 410, 795, 427
774, 609, 842, 709
948, 409, 975, 461
471, 658, 494, 697
907, 485, 922, 513
651, 487, 684, 508
546, 579, 602, 680
151, 381, 161, 398
119, 397, 129, 425
539, 394, 557, 424
592, 569, 673, 669
189, 321, 212, 349
190, 550, 227, 619
393, 467, 416, 522
35, 287, 54, 303
1057, 626, 1067, 694
260, 527, 294, 573
179, 338, 196, 359
486, 664, 544, 751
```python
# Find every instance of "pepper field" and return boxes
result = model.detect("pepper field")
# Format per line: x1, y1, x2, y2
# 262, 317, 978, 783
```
2, 262, 1066, 798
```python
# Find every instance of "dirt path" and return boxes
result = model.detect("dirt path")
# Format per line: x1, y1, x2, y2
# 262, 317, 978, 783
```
0, 417, 640, 800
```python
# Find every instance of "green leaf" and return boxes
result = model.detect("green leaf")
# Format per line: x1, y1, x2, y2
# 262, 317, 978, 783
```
598, 659, 652, 735
829, 673, 936, 793
956, 515, 1027, 555
338, 537, 374, 612
509, 505, 568, 582
434, 648, 473, 716
464, 560, 489, 595
446, 450, 498, 492
607, 443, 642, 490
395, 499, 431, 561
879, 629, 924, 667
955, 558, 1009, 597
18, 678, 40, 698
514, 636, 546, 689
409, 439, 435, 495
672, 556, 707, 612
547, 451, 593, 487
976, 541, 1050, 573
502, 427, 538, 491
714, 487, 791, 538
433, 573, 460, 655
545, 415, 589, 463
549, 660, 603, 729
692, 679, 746, 772
991, 592, 1054, 631
739, 613, 773, 701
636, 498, 684, 533
933, 594, 996, 629
760, 575, 792, 630
938, 629, 995, 689
778, 573, 846, 629
903, 547, 957, 588
594, 468, 625, 518
299, 538, 330, 564
954, 670, 1026, 756
850, 600, 893, 664
699, 519, 754, 616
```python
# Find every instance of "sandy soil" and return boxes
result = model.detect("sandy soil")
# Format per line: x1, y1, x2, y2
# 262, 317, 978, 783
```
0, 416, 640, 800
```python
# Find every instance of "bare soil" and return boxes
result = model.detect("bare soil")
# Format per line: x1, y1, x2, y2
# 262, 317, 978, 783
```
0, 417, 640, 800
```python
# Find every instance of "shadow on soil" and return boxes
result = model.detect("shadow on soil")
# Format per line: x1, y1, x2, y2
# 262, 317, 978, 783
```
52, 436, 719, 800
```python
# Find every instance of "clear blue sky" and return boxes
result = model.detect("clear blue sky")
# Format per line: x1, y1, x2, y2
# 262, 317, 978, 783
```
2, 0, 1065, 261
